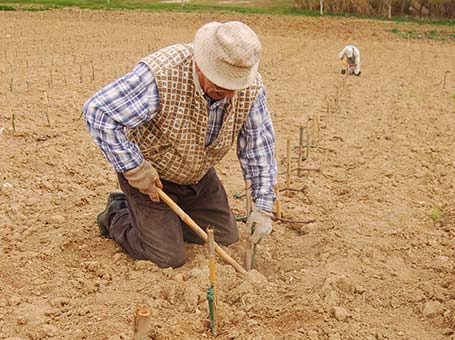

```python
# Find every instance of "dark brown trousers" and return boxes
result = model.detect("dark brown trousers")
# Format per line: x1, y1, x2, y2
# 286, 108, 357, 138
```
109, 168, 238, 268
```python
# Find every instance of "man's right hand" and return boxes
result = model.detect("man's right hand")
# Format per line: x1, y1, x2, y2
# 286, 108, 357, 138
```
124, 160, 163, 202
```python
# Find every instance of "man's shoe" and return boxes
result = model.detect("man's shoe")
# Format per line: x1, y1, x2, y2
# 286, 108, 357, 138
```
97, 192, 127, 238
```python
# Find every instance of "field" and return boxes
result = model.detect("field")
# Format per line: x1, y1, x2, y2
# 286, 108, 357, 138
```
1, 8, 455, 340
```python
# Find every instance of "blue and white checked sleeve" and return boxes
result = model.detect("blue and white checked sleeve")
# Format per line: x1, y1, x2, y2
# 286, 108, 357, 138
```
83, 63, 160, 173
237, 85, 277, 212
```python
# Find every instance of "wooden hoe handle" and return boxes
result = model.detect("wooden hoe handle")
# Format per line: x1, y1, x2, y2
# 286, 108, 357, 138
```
156, 188, 248, 276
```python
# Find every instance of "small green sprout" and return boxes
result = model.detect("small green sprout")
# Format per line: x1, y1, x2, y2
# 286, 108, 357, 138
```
431, 207, 441, 224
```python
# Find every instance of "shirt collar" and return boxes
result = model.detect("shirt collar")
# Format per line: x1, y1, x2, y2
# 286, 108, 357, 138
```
192, 61, 229, 105
192, 61, 206, 98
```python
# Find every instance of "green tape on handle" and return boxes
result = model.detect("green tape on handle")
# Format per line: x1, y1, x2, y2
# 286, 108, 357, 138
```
207, 285, 216, 336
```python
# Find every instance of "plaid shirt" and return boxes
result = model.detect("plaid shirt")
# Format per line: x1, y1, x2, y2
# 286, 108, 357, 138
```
84, 63, 277, 211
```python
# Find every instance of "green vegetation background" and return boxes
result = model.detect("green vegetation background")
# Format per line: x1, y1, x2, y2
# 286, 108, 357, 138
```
0, 0, 452, 22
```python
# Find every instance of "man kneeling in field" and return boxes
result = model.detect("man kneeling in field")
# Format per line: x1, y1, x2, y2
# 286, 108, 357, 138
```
83, 21, 277, 268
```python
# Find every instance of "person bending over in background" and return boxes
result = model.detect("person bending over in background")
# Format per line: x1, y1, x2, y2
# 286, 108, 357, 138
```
83, 21, 277, 268
339, 44, 361, 76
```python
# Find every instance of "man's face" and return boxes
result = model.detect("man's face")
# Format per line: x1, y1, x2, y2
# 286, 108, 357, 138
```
196, 65, 236, 100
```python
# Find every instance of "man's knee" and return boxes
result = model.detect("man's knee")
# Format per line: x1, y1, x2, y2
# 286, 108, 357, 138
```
217, 228, 239, 246
143, 253, 185, 269
158, 256, 186, 269
121, 244, 186, 269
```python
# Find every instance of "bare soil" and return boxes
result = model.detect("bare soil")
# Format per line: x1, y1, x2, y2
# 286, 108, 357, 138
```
1, 9, 455, 340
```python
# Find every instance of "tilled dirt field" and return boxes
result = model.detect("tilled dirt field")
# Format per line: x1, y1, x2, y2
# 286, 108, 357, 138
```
1, 9, 455, 340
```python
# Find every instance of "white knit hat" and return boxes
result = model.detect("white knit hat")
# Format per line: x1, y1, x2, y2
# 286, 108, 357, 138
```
193, 21, 261, 90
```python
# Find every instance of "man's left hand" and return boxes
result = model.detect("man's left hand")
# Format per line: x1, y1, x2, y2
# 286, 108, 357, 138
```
246, 208, 273, 244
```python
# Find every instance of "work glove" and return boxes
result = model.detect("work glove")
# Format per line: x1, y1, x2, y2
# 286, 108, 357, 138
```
355, 71, 361, 76
123, 160, 163, 202
246, 207, 273, 245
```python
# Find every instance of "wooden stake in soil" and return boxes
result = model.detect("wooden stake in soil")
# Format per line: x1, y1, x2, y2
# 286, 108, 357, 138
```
157, 188, 248, 276
44, 91, 51, 127
298, 126, 304, 176
306, 118, 311, 160
73, 96, 84, 121
133, 307, 151, 340
207, 227, 217, 336
335, 85, 339, 106
245, 222, 257, 271
442, 70, 450, 92
273, 183, 282, 218
10, 113, 16, 133
49, 68, 53, 88
327, 96, 332, 124
312, 114, 317, 145
8, 98, 15, 133
245, 179, 252, 216
329, 97, 333, 118
286, 138, 291, 190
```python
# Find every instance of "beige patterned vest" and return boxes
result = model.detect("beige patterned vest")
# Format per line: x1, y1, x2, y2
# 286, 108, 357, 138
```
127, 44, 260, 184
